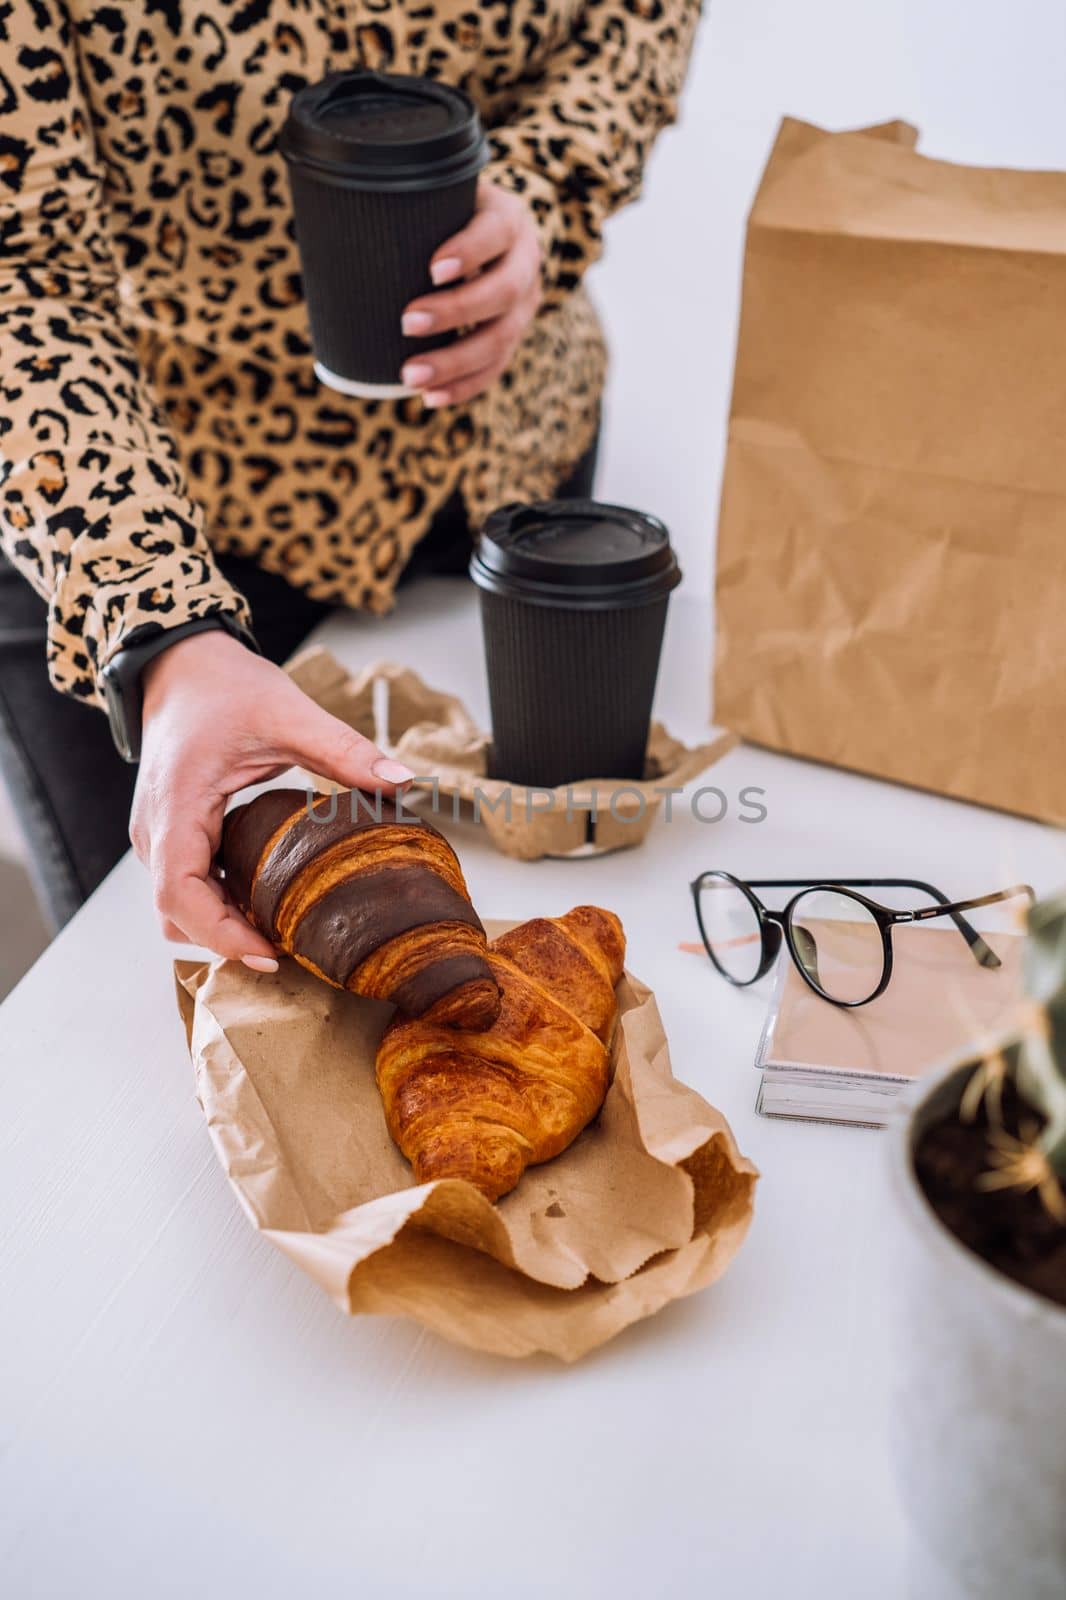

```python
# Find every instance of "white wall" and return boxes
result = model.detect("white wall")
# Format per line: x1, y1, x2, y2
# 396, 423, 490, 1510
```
589, 0, 1066, 599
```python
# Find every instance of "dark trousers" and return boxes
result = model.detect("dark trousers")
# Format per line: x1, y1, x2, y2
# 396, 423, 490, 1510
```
0, 446, 597, 930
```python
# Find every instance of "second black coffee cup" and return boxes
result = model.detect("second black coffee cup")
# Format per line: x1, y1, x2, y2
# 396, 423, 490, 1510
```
280, 71, 488, 397
470, 501, 683, 790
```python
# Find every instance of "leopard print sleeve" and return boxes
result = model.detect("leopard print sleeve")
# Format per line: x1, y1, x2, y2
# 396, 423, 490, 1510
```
0, 0, 250, 707
485, 0, 703, 308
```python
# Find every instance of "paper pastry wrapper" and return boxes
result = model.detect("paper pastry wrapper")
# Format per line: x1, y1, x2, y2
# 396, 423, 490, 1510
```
285, 648, 737, 861
714, 116, 1066, 824
175, 924, 757, 1362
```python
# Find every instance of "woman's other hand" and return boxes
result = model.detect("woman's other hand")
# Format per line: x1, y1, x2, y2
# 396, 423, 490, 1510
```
399, 179, 543, 407
130, 631, 413, 969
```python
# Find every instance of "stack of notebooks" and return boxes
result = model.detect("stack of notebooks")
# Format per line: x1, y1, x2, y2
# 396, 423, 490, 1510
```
755, 923, 1024, 1127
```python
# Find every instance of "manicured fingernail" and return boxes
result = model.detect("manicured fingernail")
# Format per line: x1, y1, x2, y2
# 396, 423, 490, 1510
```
422, 390, 449, 409
372, 758, 416, 784
402, 361, 435, 388
402, 310, 434, 335
242, 955, 279, 973
431, 257, 462, 286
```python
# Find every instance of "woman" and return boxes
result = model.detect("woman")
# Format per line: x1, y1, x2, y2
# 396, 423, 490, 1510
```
0, 0, 700, 966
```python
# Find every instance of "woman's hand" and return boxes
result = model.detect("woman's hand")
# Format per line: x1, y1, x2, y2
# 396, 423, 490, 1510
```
399, 178, 543, 407
130, 631, 413, 969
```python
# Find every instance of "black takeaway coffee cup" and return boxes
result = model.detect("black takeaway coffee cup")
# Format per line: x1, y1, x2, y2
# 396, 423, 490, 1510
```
280, 70, 488, 398
469, 501, 683, 790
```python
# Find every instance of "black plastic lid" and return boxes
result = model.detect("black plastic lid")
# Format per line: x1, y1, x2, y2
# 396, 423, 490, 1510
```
470, 500, 682, 610
279, 71, 488, 191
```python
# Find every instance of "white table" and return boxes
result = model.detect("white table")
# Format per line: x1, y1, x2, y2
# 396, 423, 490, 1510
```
1, 580, 1061, 1599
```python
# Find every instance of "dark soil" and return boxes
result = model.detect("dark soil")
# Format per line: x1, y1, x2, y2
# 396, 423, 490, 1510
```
914, 1077, 1066, 1308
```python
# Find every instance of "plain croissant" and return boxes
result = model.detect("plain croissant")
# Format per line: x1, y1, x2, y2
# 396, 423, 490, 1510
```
376, 905, 626, 1201
221, 788, 501, 1029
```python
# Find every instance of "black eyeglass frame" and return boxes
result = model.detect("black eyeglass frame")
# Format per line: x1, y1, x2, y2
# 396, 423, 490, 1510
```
689, 874, 1036, 1009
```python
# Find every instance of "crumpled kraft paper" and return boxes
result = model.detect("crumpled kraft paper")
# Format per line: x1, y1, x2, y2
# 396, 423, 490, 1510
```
714, 116, 1066, 823
175, 923, 757, 1362
286, 648, 736, 860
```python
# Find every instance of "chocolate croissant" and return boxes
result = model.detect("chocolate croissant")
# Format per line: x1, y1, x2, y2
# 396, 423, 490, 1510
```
221, 788, 501, 1028
376, 905, 626, 1201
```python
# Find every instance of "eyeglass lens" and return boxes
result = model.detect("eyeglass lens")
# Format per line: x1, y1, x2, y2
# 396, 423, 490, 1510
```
789, 888, 885, 1003
697, 879, 763, 983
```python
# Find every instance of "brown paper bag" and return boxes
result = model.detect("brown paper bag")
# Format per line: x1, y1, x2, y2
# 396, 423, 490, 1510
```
175, 923, 757, 1361
714, 117, 1066, 823
288, 648, 736, 861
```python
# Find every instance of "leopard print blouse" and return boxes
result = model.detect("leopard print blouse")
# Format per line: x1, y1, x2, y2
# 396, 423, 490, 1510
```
0, 0, 701, 706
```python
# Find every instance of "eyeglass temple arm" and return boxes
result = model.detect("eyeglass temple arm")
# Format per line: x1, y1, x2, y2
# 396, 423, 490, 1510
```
737, 878, 1035, 970
892, 883, 1035, 969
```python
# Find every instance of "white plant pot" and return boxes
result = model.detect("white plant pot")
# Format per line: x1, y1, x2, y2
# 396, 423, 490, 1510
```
890, 1063, 1066, 1600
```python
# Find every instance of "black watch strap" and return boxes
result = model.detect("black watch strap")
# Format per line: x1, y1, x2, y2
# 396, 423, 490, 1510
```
100, 612, 260, 763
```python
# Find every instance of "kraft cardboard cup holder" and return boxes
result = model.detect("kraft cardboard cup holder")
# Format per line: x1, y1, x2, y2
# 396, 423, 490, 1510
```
285, 647, 737, 861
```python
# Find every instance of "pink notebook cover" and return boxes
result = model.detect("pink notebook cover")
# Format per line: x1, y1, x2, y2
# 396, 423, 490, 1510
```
757, 924, 1025, 1082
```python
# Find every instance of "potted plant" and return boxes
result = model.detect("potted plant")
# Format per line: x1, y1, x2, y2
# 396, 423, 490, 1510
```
890, 890, 1066, 1600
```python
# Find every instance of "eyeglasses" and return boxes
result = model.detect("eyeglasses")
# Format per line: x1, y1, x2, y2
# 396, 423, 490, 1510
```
689, 874, 1035, 1008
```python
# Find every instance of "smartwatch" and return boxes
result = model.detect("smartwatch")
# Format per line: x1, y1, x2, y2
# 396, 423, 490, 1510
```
100, 612, 260, 763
